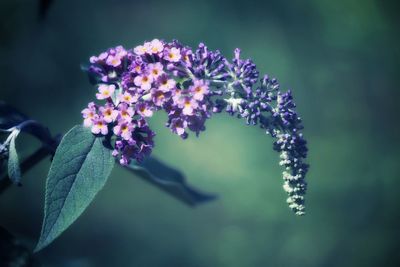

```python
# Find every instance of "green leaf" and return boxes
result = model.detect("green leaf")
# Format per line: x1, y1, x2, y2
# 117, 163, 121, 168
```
35, 125, 114, 252
125, 157, 216, 206
7, 131, 21, 184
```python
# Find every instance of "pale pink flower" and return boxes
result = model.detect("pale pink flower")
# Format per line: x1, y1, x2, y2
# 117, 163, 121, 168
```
96, 84, 115, 100
151, 88, 171, 107
118, 91, 138, 104
118, 103, 134, 121
91, 118, 108, 135
179, 97, 198, 116
158, 75, 176, 91
134, 42, 151, 55
134, 74, 153, 91
149, 39, 164, 54
98, 52, 108, 60
99, 105, 118, 123
136, 102, 153, 117
171, 118, 187, 136
89, 56, 98, 63
172, 88, 183, 103
81, 102, 97, 127
113, 121, 134, 140
134, 45, 147, 55
115, 46, 127, 58
148, 63, 164, 79
164, 47, 181, 62
190, 79, 209, 101
106, 55, 122, 67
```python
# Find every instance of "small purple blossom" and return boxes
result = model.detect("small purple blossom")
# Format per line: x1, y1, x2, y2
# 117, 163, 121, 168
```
91, 117, 108, 135
118, 91, 138, 104
149, 39, 164, 54
96, 84, 115, 100
157, 74, 176, 92
136, 102, 153, 117
190, 79, 209, 101
170, 118, 187, 136
134, 44, 148, 55
164, 47, 181, 62
134, 73, 153, 91
81, 102, 97, 127
179, 97, 198, 116
100, 104, 118, 123
113, 121, 135, 140
117, 103, 134, 122
151, 88, 171, 107
106, 55, 122, 67
148, 62, 164, 79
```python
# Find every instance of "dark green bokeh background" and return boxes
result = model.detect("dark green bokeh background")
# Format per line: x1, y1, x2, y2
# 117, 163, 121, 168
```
1, 0, 399, 266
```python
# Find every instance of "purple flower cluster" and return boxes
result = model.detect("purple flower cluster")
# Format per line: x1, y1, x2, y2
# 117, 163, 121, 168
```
83, 39, 309, 215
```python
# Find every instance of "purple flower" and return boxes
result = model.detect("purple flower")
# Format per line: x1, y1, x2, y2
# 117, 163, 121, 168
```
190, 79, 209, 101
90, 52, 107, 63
98, 52, 108, 61
148, 62, 164, 79
181, 47, 193, 67
151, 88, 171, 107
81, 102, 97, 127
106, 55, 122, 67
136, 102, 153, 117
134, 43, 149, 55
134, 73, 153, 91
99, 104, 118, 123
187, 115, 206, 136
113, 121, 134, 140
172, 88, 183, 103
118, 91, 138, 104
157, 74, 176, 91
91, 117, 108, 135
117, 103, 134, 121
170, 118, 187, 136
129, 59, 144, 74
164, 47, 181, 62
149, 39, 164, 54
115, 45, 128, 58
178, 97, 198, 116
96, 84, 115, 100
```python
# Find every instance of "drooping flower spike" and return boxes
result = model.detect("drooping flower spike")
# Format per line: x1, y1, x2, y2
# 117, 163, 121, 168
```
83, 39, 309, 216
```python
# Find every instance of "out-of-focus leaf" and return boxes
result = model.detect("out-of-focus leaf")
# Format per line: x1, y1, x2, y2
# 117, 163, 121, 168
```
35, 125, 114, 252
7, 130, 21, 184
0, 226, 39, 267
126, 157, 217, 206
38, 0, 54, 20
0, 101, 29, 129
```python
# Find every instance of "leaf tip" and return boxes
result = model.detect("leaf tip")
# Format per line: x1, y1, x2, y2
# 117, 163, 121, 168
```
33, 238, 47, 253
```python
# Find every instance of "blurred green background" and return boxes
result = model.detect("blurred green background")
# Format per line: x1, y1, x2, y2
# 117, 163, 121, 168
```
1, 0, 399, 266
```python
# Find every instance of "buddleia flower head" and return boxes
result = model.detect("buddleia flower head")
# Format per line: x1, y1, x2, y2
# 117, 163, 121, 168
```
82, 39, 309, 215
